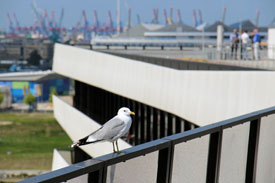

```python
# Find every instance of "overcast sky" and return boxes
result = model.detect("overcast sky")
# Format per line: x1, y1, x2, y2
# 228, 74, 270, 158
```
0, 0, 274, 30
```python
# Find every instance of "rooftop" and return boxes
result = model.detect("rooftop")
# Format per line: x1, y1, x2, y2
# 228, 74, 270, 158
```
0, 70, 63, 82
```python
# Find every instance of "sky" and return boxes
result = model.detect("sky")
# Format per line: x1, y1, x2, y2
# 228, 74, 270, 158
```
0, 0, 274, 30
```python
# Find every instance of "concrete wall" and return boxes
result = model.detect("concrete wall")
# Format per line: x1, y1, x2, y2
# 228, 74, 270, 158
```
219, 123, 250, 183
172, 135, 209, 183
106, 151, 158, 183
256, 114, 275, 182
53, 44, 275, 126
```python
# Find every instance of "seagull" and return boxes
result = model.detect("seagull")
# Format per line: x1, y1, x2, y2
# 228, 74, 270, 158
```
71, 107, 135, 153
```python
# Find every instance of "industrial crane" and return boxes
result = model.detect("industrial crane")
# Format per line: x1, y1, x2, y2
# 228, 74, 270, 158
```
58, 8, 64, 28
177, 9, 182, 24
163, 9, 168, 25
198, 9, 203, 25
220, 5, 227, 23
168, 7, 173, 25
13, 13, 21, 32
6, 13, 14, 34
192, 9, 198, 27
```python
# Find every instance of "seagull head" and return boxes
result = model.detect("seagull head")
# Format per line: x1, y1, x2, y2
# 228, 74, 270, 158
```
118, 107, 135, 117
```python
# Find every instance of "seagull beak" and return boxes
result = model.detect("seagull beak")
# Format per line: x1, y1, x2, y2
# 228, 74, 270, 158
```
130, 112, 135, 116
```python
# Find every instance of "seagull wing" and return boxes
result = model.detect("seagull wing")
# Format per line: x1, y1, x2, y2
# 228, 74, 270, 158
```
71, 116, 125, 147
93, 116, 125, 141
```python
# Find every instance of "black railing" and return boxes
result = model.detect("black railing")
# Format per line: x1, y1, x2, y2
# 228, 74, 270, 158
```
19, 106, 275, 183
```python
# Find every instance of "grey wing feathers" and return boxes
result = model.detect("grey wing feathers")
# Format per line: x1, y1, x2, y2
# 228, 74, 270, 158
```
79, 126, 103, 141
72, 116, 125, 148
93, 116, 125, 140
74, 126, 102, 146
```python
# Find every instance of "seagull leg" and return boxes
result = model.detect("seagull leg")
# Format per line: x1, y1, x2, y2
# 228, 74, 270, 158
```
116, 140, 120, 153
112, 142, 116, 153
115, 140, 125, 154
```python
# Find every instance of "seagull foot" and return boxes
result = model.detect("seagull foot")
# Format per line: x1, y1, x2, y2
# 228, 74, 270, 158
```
115, 151, 125, 155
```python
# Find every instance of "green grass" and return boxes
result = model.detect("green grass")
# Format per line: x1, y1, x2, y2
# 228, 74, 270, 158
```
0, 112, 72, 170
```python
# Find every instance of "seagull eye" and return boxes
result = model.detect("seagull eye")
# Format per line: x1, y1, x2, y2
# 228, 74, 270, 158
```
124, 110, 127, 112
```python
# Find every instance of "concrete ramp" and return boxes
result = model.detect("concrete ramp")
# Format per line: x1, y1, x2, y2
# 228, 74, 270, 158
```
53, 43, 275, 126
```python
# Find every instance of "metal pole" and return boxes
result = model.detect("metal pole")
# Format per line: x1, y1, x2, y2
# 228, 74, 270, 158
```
216, 25, 224, 60
202, 28, 205, 58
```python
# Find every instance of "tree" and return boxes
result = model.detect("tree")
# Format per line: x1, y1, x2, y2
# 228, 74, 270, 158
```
24, 93, 36, 111
49, 88, 57, 103
28, 50, 42, 66
0, 93, 3, 105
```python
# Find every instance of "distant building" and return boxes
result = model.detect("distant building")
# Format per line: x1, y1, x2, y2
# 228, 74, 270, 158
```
0, 70, 70, 103
0, 39, 53, 62
118, 23, 197, 39
150, 22, 198, 33
118, 23, 164, 38
230, 20, 267, 32
205, 21, 233, 32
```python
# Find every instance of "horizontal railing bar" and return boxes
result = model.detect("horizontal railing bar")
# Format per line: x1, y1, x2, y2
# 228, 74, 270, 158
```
18, 139, 171, 183
94, 138, 171, 166
165, 105, 275, 145
19, 105, 275, 183
19, 159, 104, 183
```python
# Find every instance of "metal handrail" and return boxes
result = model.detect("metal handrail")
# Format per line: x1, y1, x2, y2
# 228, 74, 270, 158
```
19, 105, 275, 183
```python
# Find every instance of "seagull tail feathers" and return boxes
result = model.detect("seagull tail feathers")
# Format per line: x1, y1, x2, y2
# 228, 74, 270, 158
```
71, 128, 104, 148
71, 142, 79, 148
71, 139, 104, 148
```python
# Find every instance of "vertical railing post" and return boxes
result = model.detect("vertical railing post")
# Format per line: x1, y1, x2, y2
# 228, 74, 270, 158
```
160, 111, 165, 138
90, 85, 95, 118
153, 108, 159, 140
157, 142, 175, 183
78, 81, 85, 112
140, 104, 145, 143
175, 116, 182, 133
128, 99, 135, 145
245, 118, 261, 183
94, 86, 100, 122
206, 128, 223, 183
89, 166, 107, 183
73, 80, 79, 108
105, 92, 110, 120
146, 105, 152, 141
134, 101, 140, 145
100, 89, 105, 122
167, 113, 173, 135
117, 95, 121, 109
86, 85, 91, 117
184, 121, 191, 131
